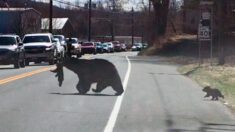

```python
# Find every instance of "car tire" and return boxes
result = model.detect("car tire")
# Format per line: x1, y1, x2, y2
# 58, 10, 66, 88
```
93, 51, 97, 55
77, 54, 82, 58
14, 60, 20, 69
25, 60, 30, 66
20, 59, 25, 68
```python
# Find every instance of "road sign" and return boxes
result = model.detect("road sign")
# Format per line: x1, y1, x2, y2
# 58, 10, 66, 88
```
202, 12, 211, 20
199, 26, 211, 41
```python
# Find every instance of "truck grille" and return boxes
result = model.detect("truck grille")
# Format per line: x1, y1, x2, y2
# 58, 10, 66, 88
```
0, 49, 9, 55
24, 46, 46, 54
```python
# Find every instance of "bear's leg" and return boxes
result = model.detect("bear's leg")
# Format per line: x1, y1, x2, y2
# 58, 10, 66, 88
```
211, 96, 216, 101
204, 93, 210, 98
111, 82, 124, 96
92, 82, 106, 93
76, 80, 91, 94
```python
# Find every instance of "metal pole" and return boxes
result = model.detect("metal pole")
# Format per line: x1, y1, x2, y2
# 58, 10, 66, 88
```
49, 0, 53, 33
149, 0, 151, 15
199, 40, 201, 67
210, 7, 213, 66
111, 0, 115, 41
131, 7, 134, 46
88, 0, 92, 41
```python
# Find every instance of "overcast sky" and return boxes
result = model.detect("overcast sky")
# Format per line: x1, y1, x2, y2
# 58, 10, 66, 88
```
38, 0, 182, 11
38, 0, 148, 11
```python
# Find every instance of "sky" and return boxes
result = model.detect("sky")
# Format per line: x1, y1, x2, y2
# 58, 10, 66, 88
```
37, 0, 149, 11
37, 0, 182, 11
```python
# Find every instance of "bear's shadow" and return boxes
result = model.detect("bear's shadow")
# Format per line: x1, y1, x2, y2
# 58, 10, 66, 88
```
50, 92, 118, 96
51, 58, 124, 96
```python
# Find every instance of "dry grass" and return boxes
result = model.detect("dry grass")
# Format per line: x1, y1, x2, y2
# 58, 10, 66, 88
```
179, 64, 235, 107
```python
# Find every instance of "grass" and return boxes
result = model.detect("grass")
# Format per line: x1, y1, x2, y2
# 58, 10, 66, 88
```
178, 64, 235, 107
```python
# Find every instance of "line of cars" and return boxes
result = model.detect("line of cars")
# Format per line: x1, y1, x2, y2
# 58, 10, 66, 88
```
0, 33, 147, 69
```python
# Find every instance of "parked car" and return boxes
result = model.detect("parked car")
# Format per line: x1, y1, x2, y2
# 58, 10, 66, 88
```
95, 42, 103, 53
112, 41, 122, 52
23, 33, 57, 65
53, 35, 67, 50
54, 38, 65, 61
81, 42, 96, 54
102, 43, 111, 53
0, 35, 25, 68
132, 43, 143, 51
121, 43, 127, 51
107, 42, 114, 52
143, 43, 148, 49
71, 38, 82, 58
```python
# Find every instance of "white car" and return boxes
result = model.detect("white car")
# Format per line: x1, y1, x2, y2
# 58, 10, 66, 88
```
71, 38, 82, 58
54, 38, 65, 60
107, 42, 114, 52
102, 43, 110, 53
22, 33, 57, 65
53, 35, 67, 48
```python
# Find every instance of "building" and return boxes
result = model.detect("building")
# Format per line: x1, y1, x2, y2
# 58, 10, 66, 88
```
0, 8, 41, 37
41, 18, 74, 37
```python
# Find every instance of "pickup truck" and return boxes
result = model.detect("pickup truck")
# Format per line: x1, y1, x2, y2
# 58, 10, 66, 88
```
0, 35, 25, 68
22, 33, 57, 65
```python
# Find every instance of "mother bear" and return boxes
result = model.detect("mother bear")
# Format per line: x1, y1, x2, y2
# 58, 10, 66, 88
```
52, 58, 124, 95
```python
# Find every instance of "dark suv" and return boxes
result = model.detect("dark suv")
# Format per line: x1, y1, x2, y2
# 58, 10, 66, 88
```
0, 35, 25, 68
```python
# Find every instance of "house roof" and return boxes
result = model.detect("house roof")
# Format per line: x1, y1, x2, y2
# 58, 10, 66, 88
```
41, 18, 69, 30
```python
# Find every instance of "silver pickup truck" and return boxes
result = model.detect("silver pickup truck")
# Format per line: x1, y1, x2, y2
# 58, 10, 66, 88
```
0, 35, 25, 68
22, 33, 57, 65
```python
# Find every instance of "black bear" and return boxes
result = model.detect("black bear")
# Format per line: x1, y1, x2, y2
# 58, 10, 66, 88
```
203, 86, 224, 101
52, 58, 124, 95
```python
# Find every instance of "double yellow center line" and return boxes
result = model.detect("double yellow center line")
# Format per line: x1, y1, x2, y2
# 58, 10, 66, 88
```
0, 55, 92, 85
0, 66, 56, 85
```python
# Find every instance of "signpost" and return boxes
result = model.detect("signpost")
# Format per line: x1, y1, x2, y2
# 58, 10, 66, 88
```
198, 1, 214, 66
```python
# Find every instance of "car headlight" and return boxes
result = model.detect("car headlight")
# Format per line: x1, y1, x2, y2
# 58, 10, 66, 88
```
46, 45, 53, 51
73, 45, 79, 49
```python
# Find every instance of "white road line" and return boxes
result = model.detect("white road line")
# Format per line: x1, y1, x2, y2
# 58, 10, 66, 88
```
104, 56, 132, 132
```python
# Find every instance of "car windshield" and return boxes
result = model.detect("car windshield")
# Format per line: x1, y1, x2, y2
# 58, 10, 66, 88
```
112, 41, 119, 44
82, 43, 93, 46
0, 37, 16, 45
53, 36, 63, 41
23, 36, 50, 43
103, 45, 107, 47
72, 39, 77, 43
134, 43, 142, 46
96, 43, 101, 46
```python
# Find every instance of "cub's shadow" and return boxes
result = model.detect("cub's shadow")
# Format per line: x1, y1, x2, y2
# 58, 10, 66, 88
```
51, 58, 124, 96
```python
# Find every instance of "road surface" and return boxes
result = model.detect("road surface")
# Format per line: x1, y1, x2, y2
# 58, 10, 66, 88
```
0, 52, 235, 132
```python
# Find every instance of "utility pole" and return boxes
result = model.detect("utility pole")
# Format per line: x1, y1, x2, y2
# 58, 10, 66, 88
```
88, 0, 92, 41
131, 7, 134, 46
111, 0, 115, 41
49, 0, 53, 33
149, 0, 151, 15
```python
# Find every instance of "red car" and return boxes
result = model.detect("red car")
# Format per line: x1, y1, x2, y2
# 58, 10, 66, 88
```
112, 41, 122, 52
81, 42, 97, 55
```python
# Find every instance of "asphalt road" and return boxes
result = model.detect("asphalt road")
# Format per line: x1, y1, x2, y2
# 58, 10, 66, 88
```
0, 52, 235, 132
